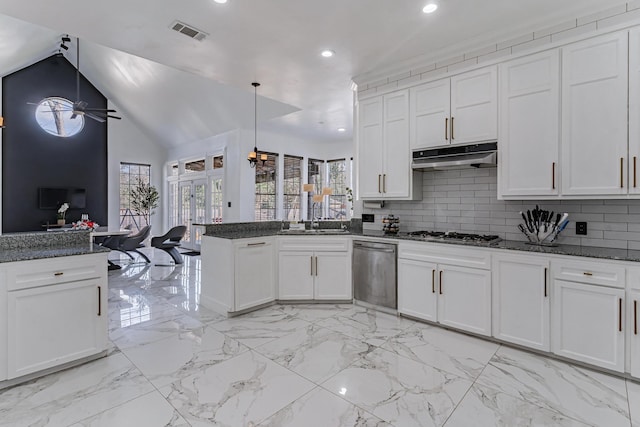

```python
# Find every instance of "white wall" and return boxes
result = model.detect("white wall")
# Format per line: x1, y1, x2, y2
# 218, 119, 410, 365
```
108, 101, 168, 233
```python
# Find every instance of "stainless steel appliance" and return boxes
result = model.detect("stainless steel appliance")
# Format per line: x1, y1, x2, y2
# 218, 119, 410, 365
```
406, 230, 502, 245
412, 142, 497, 170
353, 240, 397, 309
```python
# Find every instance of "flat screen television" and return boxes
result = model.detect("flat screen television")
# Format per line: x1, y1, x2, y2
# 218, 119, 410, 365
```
38, 187, 86, 209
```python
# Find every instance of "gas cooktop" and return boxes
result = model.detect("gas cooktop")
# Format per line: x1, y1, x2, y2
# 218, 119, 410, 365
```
406, 230, 502, 245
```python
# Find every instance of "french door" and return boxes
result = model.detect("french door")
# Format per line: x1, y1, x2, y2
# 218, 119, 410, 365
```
179, 179, 206, 251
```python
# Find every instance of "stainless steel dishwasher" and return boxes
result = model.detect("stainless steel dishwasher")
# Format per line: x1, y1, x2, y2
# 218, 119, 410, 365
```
353, 240, 397, 309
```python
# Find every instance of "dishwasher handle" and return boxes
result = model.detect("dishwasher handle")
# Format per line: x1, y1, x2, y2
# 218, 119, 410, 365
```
353, 246, 396, 253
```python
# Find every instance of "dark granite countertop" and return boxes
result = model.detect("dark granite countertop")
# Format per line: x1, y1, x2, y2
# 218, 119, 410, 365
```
205, 226, 640, 263
0, 244, 110, 263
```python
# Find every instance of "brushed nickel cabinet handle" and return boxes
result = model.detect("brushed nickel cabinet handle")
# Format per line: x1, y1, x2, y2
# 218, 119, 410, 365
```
445, 118, 448, 140
552, 163, 556, 190
378, 174, 381, 193
247, 242, 266, 247
315, 256, 318, 276
619, 298, 623, 332
635, 300, 638, 335
634, 157, 637, 188
97, 286, 102, 316
451, 117, 455, 140
431, 269, 435, 293
439, 270, 443, 294
583, 272, 593, 276
54, 272, 64, 276
383, 174, 387, 193
310, 256, 314, 276
544, 267, 548, 297
621, 157, 624, 188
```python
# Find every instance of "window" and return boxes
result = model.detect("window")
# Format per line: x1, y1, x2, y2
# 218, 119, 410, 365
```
119, 162, 151, 230
168, 182, 180, 227
210, 178, 223, 223
35, 97, 84, 137
255, 152, 278, 221
327, 159, 347, 219
168, 163, 179, 177
184, 159, 205, 173
283, 155, 302, 221
212, 155, 224, 169
307, 158, 324, 220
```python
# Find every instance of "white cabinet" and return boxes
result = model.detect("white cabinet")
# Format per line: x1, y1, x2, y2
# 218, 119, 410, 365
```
410, 66, 497, 149
551, 259, 625, 372
629, 28, 640, 195
3, 254, 108, 380
278, 237, 352, 301
358, 90, 421, 200
630, 289, 640, 378
234, 239, 276, 311
492, 253, 550, 351
561, 31, 628, 196
201, 236, 275, 314
498, 50, 560, 198
397, 242, 491, 336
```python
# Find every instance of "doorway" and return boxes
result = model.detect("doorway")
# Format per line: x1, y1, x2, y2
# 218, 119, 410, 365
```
179, 179, 206, 251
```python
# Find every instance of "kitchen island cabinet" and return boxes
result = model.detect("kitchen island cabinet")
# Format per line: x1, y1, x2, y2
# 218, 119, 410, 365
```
201, 235, 275, 315
1, 252, 108, 386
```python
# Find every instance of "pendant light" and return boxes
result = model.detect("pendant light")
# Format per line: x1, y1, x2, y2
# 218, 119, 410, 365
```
248, 82, 267, 168
0, 116, 5, 128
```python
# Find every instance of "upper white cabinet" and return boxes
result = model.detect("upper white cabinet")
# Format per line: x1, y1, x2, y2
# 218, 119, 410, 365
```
561, 32, 629, 196
410, 66, 497, 150
498, 50, 560, 198
492, 253, 550, 351
358, 89, 421, 200
629, 28, 640, 195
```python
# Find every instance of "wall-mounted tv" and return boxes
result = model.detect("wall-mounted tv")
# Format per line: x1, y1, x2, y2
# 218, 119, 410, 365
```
38, 187, 86, 209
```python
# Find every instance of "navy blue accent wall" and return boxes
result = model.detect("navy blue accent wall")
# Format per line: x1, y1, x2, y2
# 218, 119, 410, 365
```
2, 54, 108, 232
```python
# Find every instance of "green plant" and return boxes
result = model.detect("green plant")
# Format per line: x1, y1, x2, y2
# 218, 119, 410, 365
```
130, 178, 159, 226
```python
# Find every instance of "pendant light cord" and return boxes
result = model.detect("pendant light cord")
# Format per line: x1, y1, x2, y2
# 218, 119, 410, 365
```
253, 82, 260, 152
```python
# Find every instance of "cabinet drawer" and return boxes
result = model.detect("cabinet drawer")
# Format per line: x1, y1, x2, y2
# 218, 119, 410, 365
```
278, 237, 350, 252
398, 242, 491, 270
551, 259, 625, 288
6, 254, 105, 291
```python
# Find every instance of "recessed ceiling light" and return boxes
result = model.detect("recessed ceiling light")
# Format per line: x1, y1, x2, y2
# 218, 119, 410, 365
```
321, 50, 335, 58
214, 0, 227, 3
338, 128, 346, 132
423, 2, 438, 13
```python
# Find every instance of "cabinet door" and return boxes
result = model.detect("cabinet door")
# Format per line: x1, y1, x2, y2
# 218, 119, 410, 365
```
7, 279, 106, 379
631, 290, 640, 378
235, 241, 275, 311
314, 252, 352, 300
629, 28, 640, 194
278, 251, 314, 300
382, 90, 411, 198
552, 280, 625, 372
450, 66, 497, 144
561, 32, 628, 196
358, 97, 385, 198
410, 79, 450, 149
437, 265, 491, 336
398, 258, 437, 322
492, 255, 550, 351
499, 51, 560, 198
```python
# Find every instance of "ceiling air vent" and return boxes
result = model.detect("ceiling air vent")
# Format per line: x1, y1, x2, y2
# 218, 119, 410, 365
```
170, 20, 208, 41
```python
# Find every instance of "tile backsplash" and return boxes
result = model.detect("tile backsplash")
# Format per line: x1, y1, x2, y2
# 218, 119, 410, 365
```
362, 168, 640, 250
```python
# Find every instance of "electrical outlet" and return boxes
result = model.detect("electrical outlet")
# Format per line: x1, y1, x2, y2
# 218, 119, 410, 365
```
227, 202, 231, 208
576, 221, 587, 235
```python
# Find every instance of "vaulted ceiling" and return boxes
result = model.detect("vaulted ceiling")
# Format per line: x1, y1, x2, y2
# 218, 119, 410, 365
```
0, 0, 628, 148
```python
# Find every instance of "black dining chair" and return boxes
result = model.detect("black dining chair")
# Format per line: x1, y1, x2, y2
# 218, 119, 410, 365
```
150, 225, 187, 264
105, 225, 152, 264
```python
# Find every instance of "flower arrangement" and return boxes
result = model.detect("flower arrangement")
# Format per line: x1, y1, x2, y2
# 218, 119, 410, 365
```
72, 219, 99, 231
57, 202, 69, 220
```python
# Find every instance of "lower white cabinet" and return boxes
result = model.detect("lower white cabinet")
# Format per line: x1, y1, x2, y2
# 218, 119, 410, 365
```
630, 290, 640, 378
2, 253, 108, 381
552, 279, 625, 372
398, 243, 491, 336
201, 236, 275, 314
492, 254, 550, 351
278, 237, 352, 301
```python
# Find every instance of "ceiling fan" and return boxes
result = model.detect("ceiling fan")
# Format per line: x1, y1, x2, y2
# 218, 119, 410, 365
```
30, 36, 121, 123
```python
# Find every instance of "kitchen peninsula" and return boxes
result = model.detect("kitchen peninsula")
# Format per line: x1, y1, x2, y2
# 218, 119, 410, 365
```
0, 230, 109, 389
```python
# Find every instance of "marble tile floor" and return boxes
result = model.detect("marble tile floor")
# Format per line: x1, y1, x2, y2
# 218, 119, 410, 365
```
1, 252, 639, 426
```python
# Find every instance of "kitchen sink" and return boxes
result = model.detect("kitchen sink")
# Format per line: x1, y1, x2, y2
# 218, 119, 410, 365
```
280, 229, 350, 235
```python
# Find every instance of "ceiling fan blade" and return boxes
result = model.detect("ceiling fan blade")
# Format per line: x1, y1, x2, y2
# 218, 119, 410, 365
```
74, 100, 88, 110
83, 108, 118, 112
26, 101, 41, 106
70, 112, 78, 119
84, 112, 106, 122
107, 115, 122, 120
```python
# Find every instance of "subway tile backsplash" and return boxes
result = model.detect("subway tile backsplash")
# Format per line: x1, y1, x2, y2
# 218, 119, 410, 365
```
362, 168, 640, 250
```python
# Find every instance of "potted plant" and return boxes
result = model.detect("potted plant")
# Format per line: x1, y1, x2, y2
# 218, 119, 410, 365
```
57, 202, 69, 225
130, 178, 159, 226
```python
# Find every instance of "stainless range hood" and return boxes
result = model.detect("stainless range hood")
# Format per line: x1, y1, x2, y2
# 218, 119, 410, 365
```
412, 142, 497, 170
